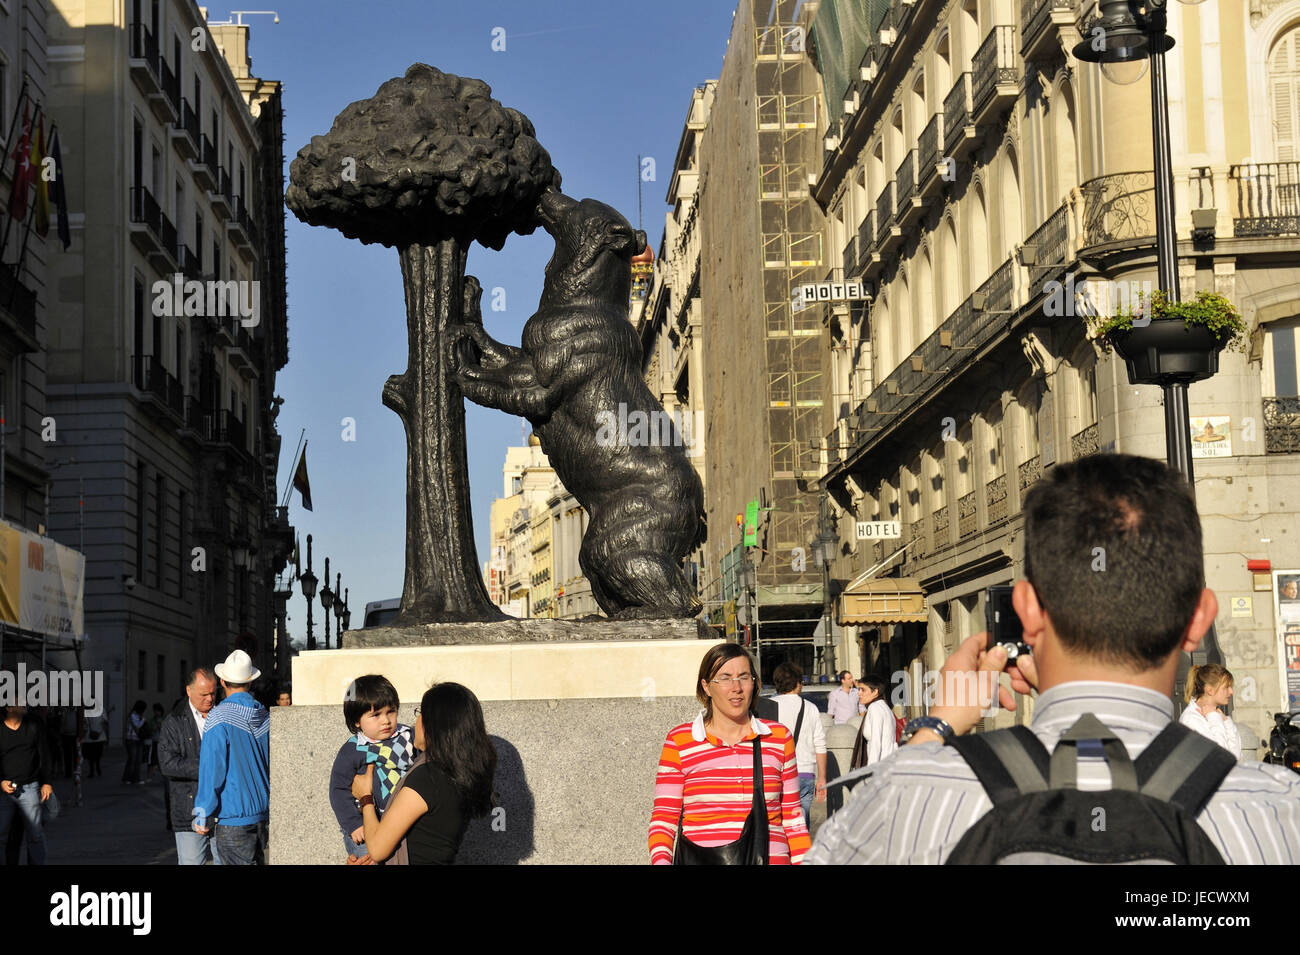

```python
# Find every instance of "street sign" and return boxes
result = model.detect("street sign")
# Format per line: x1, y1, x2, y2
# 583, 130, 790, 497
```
856, 520, 901, 540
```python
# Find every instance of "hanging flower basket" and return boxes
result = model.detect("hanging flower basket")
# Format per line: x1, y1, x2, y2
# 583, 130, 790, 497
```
1087, 290, 1246, 386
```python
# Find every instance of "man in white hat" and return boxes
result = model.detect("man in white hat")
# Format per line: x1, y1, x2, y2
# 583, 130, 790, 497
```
192, 650, 270, 864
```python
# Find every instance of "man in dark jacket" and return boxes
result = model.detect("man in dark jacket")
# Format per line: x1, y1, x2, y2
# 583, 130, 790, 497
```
159, 667, 221, 865
0, 704, 54, 865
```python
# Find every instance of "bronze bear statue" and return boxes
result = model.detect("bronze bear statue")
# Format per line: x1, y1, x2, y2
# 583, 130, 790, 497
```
451, 188, 705, 619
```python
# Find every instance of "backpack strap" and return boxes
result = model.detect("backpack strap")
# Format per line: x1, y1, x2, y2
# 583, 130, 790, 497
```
793, 700, 806, 747
947, 726, 1049, 805
1049, 713, 1138, 792
1134, 721, 1237, 815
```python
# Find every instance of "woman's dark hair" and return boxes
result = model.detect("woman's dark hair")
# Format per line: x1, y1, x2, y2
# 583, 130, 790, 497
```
773, 661, 803, 694
858, 675, 887, 701
1023, 453, 1204, 670
419, 683, 496, 819
131, 700, 147, 715
695, 643, 758, 719
343, 674, 400, 734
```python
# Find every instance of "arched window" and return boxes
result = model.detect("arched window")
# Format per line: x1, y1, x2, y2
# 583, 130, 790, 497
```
958, 0, 980, 63
874, 289, 894, 382
935, 31, 953, 99
911, 72, 927, 139
999, 148, 1023, 261
896, 269, 914, 362
1270, 23, 1300, 160
916, 248, 936, 343
1054, 79, 1080, 202
970, 183, 991, 287
939, 216, 960, 318
890, 108, 905, 170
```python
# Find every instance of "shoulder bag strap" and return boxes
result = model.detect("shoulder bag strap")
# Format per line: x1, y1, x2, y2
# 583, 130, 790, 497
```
947, 726, 1050, 805
752, 735, 770, 862
793, 699, 806, 746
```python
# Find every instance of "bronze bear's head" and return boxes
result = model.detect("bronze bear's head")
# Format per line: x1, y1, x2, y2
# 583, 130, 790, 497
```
535, 189, 647, 301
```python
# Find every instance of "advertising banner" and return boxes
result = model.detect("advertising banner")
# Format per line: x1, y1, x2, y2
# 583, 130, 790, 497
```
0, 520, 85, 640
1274, 570, 1300, 711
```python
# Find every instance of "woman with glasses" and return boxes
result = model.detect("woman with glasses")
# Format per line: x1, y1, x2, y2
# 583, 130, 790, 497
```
649, 642, 810, 864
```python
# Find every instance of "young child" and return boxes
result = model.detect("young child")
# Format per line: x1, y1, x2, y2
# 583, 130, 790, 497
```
328, 674, 417, 860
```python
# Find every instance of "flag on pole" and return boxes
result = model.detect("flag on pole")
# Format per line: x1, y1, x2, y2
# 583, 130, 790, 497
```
49, 128, 70, 250
31, 118, 48, 238
7, 104, 32, 221
292, 442, 313, 511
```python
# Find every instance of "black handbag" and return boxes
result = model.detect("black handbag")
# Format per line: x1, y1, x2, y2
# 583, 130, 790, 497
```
673, 737, 769, 865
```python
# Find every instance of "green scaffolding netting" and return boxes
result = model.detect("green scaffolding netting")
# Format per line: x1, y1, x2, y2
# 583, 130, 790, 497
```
809, 0, 892, 113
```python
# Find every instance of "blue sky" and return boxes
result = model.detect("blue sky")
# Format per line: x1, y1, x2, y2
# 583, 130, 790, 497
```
228, 1, 738, 639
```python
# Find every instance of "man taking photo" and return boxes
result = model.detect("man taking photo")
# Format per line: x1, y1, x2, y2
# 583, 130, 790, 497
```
807, 453, 1300, 864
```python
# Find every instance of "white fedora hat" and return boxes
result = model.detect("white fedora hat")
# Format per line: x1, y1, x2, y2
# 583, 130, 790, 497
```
215, 649, 261, 684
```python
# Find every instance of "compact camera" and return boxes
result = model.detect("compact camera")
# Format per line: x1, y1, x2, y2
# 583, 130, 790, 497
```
983, 584, 1031, 662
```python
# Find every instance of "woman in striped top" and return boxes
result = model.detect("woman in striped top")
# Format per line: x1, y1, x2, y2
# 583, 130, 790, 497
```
649, 643, 810, 864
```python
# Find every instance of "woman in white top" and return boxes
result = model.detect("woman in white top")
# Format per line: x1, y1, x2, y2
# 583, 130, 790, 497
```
1179, 664, 1241, 762
849, 676, 898, 771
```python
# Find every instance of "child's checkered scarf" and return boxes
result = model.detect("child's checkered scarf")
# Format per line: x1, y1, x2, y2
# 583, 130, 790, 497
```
354, 724, 416, 805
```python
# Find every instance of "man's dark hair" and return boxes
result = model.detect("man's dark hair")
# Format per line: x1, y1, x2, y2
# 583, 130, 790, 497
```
839, 670, 853, 682
343, 674, 400, 734
773, 662, 803, 694
1023, 453, 1203, 670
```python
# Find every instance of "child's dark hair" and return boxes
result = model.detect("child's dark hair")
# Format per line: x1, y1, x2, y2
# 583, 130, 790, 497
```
343, 674, 400, 734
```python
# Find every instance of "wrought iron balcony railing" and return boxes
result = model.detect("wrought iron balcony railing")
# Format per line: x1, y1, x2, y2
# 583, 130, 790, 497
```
943, 73, 973, 153
1024, 201, 1070, 276
875, 181, 895, 246
985, 474, 1008, 524
1071, 422, 1100, 459
958, 491, 977, 538
971, 26, 1019, 119
1018, 454, 1042, 492
1229, 162, 1300, 237
895, 149, 916, 210
129, 22, 159, 76
1264, 397, 1300, 454
1080, 170, 1155, 248
917, 114, 940, 190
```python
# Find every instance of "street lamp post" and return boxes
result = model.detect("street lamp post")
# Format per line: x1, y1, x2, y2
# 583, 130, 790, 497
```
1072, 0, 1223, 674
300, 534, 318, 650
340, 587, 351, 635
320, 557, 334, 650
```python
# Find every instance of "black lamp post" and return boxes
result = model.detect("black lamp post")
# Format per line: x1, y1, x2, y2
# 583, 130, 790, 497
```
300, 534, 318, 651
320, 557, 334, 650
1073, 0, 1222, 672
341, 587, 351, 633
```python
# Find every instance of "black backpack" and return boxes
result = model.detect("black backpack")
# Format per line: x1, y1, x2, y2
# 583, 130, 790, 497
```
944, 713, 1236, 864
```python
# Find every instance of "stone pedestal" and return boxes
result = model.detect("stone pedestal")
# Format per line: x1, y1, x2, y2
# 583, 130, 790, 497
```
270, 619, 714, 864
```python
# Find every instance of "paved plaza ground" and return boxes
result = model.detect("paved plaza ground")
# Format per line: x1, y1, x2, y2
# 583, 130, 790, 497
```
8, 748, 178, 865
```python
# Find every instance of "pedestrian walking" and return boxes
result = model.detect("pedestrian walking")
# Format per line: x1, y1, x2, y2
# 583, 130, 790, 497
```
807, 453, 1300, 864
83, 711, 107, 777
1180, 664, 1242, 762
145, 703, 165, 782
771, 662, 826, 823
348, 682, 495, 865
121, 700, 147, 785
193, 650, 270, 865
827, 670, 864, 724
848, 675, 897, 772
649, 643, 810, 865
160, 668, 222, 865
0, 705, 54, 865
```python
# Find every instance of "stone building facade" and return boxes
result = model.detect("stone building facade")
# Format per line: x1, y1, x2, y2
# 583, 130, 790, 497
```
808, 0, 1300, 744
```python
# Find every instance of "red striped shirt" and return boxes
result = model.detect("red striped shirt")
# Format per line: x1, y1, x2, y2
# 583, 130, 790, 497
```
649, 714, 811, 865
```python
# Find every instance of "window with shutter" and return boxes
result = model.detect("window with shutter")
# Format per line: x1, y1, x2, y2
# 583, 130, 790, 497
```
1270, 28, 1300, 161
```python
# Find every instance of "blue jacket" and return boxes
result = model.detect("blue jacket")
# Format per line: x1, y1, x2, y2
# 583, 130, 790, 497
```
194, 693, 270, 827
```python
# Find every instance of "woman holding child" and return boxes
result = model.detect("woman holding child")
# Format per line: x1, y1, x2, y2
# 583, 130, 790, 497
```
348, 681, 497, 865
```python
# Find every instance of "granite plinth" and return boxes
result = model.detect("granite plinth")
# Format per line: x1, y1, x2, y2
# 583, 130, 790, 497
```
269, 697, 699, 865
343, 615, 714, 647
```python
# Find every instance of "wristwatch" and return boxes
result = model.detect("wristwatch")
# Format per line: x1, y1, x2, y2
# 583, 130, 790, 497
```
900, 716, 954, 743
358, 794, 375, 808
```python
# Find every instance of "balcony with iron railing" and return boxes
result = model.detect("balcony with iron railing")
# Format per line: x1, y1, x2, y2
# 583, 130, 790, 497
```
178, 241, 202, 281
958, 490, 978, 539
1021, 0, 1078, 60
917, 113, 944, 201
842, 257, 1014, 461
1228, 162, 1300, 237
874, 180, 900, 257
1070, 422, 1099, 459
171, 98, 199, 160
842, 235, 857, 278
932, 505, 950, 546
133, 354, 185, 420
190, 134, 218, 190
1079, 170, 1155, 250
986, 474, 1008, 524
856, 211, 875, 274
1264, 397, 1300, 453
228, 195, 259, 253
895, 148, 922, 230
1018, 454, 1042, 492
151, 56, 180, 123
944, 72, 976, 162
129, 186, 177, 269
128, 22, 160, 96
972, 26, 1020, 126
1022, 201, 1071, 283
210, 167, 234, 220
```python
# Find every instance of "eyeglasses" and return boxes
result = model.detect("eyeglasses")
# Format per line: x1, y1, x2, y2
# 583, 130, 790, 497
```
710, 675, 754, 687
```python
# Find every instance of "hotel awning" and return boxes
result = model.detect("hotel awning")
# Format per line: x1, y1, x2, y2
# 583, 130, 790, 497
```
838, 577, 927, 625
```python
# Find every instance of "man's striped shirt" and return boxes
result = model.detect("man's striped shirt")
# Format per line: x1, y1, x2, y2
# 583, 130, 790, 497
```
650, 713, 811, 865
806, 681, 1300, 865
